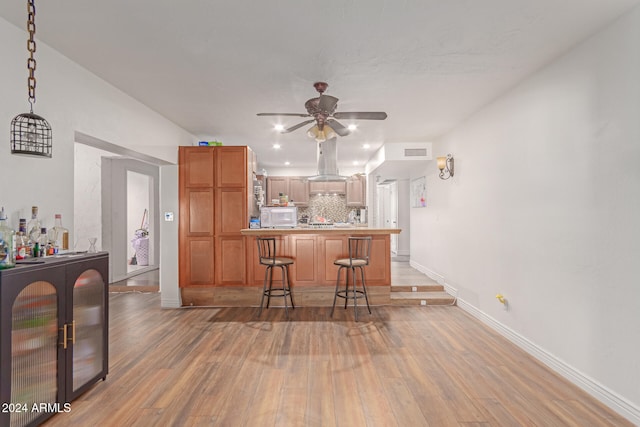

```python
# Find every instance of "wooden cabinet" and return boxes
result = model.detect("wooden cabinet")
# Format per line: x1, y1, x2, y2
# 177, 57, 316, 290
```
288, 177, 310, 205
243, 233, 391, 287
216, 146, 247, 187
289, 235, 318, 284
179, 146, 252, 288
346, 175, 366, 206
216, 236, 245, 284
309, 180, 346, 194
0, 254, 109, 427
266, 176, 288, 204
266, 176, 310, 206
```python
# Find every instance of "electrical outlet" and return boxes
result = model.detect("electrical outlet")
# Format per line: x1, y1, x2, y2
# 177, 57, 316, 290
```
412, 286, 417, 292
420, 300, 427, 306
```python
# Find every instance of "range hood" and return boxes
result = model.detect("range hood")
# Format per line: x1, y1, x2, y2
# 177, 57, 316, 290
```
307, 137, 348, 181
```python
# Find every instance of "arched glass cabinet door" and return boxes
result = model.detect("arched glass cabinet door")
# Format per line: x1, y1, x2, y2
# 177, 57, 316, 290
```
71, 268, 105, 392
11, 281, 58, 427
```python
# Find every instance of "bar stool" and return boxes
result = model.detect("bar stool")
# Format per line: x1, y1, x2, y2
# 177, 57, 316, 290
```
331, 236, 372, 321
256, 237, 295, 318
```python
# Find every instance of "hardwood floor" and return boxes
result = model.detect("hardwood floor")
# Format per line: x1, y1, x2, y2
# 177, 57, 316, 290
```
42, 293, 632, 426
109, 268, 159, 292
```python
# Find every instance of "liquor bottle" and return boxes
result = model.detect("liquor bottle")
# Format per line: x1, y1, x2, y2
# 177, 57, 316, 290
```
27, 206, 42, 246
0, 207, 16, 269
38, 228, 48, 257
51, 214, 69, 251
16, 218, 29, 259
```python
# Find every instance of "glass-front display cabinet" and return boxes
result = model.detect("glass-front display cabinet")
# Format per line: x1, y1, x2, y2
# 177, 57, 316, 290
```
0, 252, 108, 427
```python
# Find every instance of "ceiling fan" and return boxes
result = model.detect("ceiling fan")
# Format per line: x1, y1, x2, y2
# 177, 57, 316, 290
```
257, 82, 387, 141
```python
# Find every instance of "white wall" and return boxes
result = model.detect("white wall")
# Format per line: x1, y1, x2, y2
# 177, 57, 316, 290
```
73, 144, 116, 252
0, 17, 194, 240
410, 7, 640, 423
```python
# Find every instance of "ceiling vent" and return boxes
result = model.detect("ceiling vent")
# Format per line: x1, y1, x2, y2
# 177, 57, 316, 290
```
404, 148, 428, 157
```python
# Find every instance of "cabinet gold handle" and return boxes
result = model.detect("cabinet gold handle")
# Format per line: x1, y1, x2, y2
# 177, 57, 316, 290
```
61, 324, 68, 349
71, 320, 76, 344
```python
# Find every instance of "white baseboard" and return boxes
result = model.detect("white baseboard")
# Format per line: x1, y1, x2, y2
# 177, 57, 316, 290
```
456, 297, 640, 425
160, 297, 182, 308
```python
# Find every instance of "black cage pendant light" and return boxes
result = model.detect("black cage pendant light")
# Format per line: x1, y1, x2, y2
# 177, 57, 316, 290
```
10, 0, 52, 158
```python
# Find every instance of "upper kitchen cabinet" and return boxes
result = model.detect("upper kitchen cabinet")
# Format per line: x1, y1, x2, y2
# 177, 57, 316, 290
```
309, 180, 346, 195
180, 147, 214, 187
266, 176, 288, 204
266, 176, 310, 206
346, 174, 366, 207
216, 146, 248, 187
288, 177, 310, 205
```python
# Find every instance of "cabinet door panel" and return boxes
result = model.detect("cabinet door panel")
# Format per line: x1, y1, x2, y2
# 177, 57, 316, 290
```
326, 181, 346, 194
216, 188, 246, 234
366, 236, 389, 282
187, 189, 214, 235
346, 176, 366, 206
290, 235, 316, 283
182, 238, 215, 286
216, 237, 245, 284
180, 147, 214, 187
318, 236, 347, 283
288, 177, 309, 205
216, 147, 246, 187
267, 177, 288, 203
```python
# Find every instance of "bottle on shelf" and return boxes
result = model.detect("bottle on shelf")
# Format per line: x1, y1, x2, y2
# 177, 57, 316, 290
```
27, 206, 42, 246
38, 228, 48, 257
0, 207, 16, 269
51, 213, 69, 251
16, 218, 28, 259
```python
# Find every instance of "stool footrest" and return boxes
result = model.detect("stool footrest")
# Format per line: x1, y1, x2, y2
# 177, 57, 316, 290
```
334, 289, 367, 300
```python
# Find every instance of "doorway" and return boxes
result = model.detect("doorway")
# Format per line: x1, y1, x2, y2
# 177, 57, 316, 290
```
102, 157, 159, 283
376, 180, 399, 254
74, 132, 168, 285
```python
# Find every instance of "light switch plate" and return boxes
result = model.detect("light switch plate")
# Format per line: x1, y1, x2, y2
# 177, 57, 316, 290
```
164, 212, 174, 221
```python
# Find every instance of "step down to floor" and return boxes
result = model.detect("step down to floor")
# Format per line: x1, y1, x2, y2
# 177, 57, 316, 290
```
390, 284, 456, 306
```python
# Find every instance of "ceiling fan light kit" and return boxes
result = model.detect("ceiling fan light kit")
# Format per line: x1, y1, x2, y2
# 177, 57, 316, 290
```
257, 82, 387, 141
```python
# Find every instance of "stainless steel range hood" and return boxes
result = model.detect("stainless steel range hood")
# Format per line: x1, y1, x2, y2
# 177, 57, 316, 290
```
307, 137, 348, 181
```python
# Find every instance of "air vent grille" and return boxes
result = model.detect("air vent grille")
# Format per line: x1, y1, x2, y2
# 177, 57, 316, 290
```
404, 148, 427, 157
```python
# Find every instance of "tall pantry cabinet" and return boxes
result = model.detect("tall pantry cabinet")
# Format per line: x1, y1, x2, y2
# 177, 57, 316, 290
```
178, 146, 253, 288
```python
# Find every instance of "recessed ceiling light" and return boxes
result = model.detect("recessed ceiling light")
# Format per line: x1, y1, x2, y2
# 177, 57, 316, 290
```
348, 124, 357, 131
362, 144, 370, 149
273, 143, 281, 149
274, 124, 284, 132
284, 161, 290, 166
352, 160, 359, 165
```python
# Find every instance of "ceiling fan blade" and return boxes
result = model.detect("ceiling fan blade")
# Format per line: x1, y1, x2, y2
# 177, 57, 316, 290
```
326, 119, 350, 137
333, 112, 388, 120
317, 95, 339, 113
282, 119, 316, 133
257, 113, 311, 117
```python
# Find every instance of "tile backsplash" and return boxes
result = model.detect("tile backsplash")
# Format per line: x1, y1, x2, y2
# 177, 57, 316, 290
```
297, 195, 353, 223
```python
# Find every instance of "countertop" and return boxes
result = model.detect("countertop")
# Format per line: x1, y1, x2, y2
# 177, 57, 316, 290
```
240, 226, 401, 235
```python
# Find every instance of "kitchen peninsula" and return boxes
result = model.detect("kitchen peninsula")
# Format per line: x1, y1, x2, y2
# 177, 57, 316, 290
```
241, 226, 401, 288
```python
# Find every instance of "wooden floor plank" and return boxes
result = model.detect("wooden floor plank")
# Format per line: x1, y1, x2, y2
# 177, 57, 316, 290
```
41, 294, 634, 427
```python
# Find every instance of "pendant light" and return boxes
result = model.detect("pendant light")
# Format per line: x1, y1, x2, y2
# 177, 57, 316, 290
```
10, 0, 52, 158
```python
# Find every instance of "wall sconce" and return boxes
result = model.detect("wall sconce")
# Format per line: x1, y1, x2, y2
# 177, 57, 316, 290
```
437, 154, 454, 180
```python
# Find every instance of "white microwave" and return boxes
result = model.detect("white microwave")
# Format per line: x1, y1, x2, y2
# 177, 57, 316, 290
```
260, 206, 297, 228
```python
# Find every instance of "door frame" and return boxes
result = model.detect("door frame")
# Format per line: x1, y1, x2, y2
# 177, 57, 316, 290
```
102, 158, 160, 283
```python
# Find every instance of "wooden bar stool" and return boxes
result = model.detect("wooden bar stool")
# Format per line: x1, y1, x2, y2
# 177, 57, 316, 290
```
331, 236, 372, 321
256, 237, 295, 318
